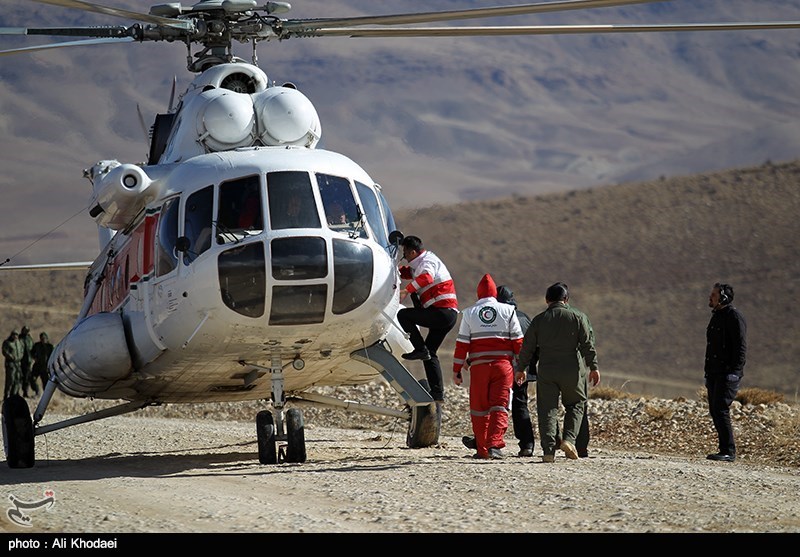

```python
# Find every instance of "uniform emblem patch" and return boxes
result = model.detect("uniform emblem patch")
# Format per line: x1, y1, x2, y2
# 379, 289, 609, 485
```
479, 306, 497, 324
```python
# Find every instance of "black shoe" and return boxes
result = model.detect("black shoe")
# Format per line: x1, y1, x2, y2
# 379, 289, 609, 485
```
707, 453, 736, 462
518, 446, 534, 457
488, 447, 504, 460
578, 450, 589, 458
462, 436, 477, 450
402, 348, 431, 361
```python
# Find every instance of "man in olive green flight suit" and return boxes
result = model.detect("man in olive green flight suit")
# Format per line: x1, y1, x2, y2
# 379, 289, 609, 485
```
516, 283, 600, 462
18, 326, 35, 397
3, 330, 24, 400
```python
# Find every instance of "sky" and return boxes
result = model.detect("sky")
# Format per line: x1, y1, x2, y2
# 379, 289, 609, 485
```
1, 0, 800, 263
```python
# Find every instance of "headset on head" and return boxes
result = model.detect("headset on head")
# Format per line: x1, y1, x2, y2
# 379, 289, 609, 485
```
716, 282, 732, 305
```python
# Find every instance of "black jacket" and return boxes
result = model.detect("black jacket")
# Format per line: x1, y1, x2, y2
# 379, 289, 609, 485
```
705, 304, 747, 377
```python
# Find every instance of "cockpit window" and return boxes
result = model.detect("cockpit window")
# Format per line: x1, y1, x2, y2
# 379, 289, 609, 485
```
217, 175, 263, 243
376, 188, 397, 241
267, 171, 321, 229
184, 185, 213, 264
355, 181, 388, 248
155, 197, 180, 277
318, 174, 367, 238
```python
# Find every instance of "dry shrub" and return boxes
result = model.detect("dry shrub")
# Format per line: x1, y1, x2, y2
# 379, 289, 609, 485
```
589, 386, 634, 400
736, 387, 784, 406
644, 404, 674, 421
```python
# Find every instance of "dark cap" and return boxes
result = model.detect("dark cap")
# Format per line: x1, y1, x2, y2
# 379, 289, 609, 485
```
496, 285, 517, 306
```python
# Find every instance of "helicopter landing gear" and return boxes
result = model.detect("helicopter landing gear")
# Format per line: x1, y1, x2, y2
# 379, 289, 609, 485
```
406, 380, 442, 448
2, 395, 35, 469
253, 356, 307, 464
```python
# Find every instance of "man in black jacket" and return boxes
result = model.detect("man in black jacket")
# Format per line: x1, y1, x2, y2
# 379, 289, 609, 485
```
705, 282, 747, 462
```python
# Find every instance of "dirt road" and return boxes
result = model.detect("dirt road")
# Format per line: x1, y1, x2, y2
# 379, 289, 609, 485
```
2, 413, 799, 535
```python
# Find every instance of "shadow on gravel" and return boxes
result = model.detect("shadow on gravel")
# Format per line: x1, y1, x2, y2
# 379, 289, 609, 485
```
2, 438, 466, 483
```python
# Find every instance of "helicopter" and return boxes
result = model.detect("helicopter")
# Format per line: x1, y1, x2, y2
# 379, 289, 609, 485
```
2, 0, 799, 469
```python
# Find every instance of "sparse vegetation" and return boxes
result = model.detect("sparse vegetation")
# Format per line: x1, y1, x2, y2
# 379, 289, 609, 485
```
737, 387, 784, 406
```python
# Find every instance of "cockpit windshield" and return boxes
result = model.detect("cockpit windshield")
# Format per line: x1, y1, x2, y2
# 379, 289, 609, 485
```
267, 171, 321, 229
317, 173, 367, 239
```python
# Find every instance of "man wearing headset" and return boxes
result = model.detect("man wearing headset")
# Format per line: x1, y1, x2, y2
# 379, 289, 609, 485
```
705, 282, 747, 462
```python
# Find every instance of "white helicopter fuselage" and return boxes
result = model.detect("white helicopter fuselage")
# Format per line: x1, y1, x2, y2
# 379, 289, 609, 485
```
49, 63, 414, 405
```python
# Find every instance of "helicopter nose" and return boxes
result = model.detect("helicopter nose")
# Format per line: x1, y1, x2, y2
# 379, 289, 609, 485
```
217, 236, 374, 325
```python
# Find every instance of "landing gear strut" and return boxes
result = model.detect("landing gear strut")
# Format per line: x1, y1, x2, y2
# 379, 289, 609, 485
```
252, 356, 307, 464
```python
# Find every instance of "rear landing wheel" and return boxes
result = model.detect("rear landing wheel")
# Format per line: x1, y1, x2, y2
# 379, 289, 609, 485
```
406, 401, 441, 449
256, 410, 277, 464
2, 395, 35, 469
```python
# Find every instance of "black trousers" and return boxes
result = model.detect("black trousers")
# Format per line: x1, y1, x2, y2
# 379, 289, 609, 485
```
705, 373, 740, 455
511, 380, 535, 450
397, 306, 458, 402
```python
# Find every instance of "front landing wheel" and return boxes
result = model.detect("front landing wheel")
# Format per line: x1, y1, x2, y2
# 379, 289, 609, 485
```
284, 408, 306, 463
256, 410, 277, 464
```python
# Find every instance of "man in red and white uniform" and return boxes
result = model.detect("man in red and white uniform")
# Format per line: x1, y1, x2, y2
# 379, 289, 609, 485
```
397, 235, 459, 403
452, 274, 523, 459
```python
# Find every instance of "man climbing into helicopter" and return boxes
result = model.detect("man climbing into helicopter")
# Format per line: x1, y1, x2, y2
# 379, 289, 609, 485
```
397, 235, 459, 403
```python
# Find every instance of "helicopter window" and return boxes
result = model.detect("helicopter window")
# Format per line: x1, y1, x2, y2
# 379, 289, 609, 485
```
218, 242, 266, 318
355, 181, 389, 248
269, 285, 327, 326
332, 239, 373, 315
267, 171, 320, 230
376, 189, 398, 241
156, 197, 180, 278
270, 237, 327, 280
317, 174, 366, 238
184, 185, 214, 264
217, 175, 263, 243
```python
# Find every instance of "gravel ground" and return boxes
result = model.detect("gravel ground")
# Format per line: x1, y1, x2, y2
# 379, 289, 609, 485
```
2, 382, 798, 535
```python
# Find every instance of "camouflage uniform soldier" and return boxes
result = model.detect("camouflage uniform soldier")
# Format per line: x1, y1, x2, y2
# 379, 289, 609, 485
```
31, 332, 54, 393
18, 326, 36, 397
2, 330, 24, 399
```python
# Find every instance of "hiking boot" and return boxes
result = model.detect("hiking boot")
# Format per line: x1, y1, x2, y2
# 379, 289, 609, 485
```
560, 440, 579, 460
462, 436, 477, 450
541, 454, 555, 463
518, 447, 534, 457
578, 450, 589, 458
488, 448, 504, 460
401, 348, 431, 361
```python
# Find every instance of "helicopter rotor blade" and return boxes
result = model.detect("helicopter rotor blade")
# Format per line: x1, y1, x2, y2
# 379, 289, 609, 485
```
305, 21, 800, 39
282, 0, 666, 31
27, 0, 190, 29
0, 37, 133, 56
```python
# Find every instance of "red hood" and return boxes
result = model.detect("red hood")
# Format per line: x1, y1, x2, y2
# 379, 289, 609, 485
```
477, 273, 497, 299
